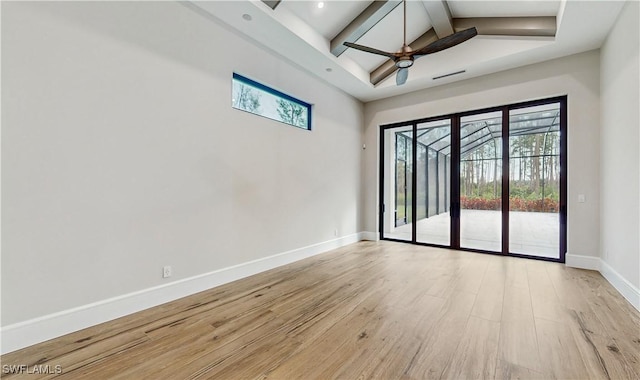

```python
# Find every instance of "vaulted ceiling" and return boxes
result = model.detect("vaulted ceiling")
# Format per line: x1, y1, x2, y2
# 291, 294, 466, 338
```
189, 1, 625, 102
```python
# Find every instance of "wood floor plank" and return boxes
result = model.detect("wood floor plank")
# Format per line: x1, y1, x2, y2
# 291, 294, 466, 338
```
547, 264, 640, 377
526, 259, 572, 324
498, 321, 541, 375
441, 316, 501, 379
575, 279, 640, 377
3, 241, 639, 380
545, 263, 593, 313
501, 280, 534, 324
260, 285, 395, 378
499, 284, 542, 372
400, 290, 477, 379
471, 265, 506, 322
494, 359, 545, 380
568, 309, 639, 380
504, 257, 530, 291
324, 292, 447, 379
535, 317, 591, 379
454, 255, 490, 294
197, 277, 387, 378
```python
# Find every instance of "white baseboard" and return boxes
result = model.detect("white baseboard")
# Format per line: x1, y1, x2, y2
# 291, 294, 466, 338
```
0, 233, 363, 355
565, 253, 601, 271
566, 254, 639, 312
600, 260, 640, 311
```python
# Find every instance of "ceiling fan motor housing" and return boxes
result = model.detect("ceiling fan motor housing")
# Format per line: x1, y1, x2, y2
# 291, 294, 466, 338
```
395, 56, 414, 68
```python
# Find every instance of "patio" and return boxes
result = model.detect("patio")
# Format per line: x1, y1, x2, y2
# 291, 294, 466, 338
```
385, 209, 560, 259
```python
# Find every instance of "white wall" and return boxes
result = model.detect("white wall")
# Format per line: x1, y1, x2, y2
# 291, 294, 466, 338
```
1, 1, 363, 327
600, 1, 640, 291
363, 50, 601, 258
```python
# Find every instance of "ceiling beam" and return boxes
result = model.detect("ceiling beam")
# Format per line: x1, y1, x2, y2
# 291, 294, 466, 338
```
261, 0, 281, 10
370, 28, 438, 85
330, 0, 402, 57
369, 16, 556, 85
453, 17, 556, 37
420, 0, 454, 38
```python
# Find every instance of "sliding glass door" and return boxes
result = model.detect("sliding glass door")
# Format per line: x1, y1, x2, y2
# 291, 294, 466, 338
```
379, 96, 567, 262
459, 111, 503, 252
382, 126, 413, 241
416, 120, 451, 245
508, 102, 562, 258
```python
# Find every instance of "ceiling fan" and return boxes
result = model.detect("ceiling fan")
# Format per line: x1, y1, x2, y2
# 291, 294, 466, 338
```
343, 0, 478, 86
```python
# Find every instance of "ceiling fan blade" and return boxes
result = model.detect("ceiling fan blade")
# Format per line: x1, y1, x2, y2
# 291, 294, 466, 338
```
413, 27, 478, 57
343, 42, 396, 59
396, 67, 409, 86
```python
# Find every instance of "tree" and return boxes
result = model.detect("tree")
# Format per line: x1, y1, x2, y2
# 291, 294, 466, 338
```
234, 83, 261, 113
276, 99, 306, 128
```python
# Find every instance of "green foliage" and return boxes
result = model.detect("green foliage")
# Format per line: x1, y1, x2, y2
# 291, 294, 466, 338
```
510, 182, 559, 201
276, 99, 307, 128
460, 181, 502, 199
235, 83, 261, 113
460, 129, 560, 213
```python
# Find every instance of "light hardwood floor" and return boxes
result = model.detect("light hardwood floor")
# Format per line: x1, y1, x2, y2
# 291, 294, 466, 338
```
2, 241, 639, 379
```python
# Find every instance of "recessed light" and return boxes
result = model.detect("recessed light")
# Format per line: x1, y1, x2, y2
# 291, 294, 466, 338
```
325, 68, 332, 72
242, 14, 252, 21
317, 2, 325, 9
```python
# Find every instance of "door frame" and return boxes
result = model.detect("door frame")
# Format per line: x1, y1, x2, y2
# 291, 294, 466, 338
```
378, 95, 567, 263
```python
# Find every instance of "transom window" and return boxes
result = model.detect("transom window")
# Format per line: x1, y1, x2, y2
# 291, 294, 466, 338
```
232, 73, 312, 130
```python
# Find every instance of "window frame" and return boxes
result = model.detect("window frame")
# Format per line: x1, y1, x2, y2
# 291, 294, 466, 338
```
232, 73, 312, 131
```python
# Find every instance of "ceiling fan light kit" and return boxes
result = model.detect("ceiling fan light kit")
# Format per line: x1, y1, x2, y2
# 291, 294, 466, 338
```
395, 57, 413, 69
343, 0, 477, 86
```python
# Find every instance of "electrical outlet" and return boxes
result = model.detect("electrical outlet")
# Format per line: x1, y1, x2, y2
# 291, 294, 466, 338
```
334, 229, 338, 236
163, 265, 172, 278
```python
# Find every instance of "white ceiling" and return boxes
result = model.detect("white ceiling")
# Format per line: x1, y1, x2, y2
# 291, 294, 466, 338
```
190, 1, 626, 102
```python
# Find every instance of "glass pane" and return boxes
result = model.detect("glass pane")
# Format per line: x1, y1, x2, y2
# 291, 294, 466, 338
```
416, 144, 427, 220
509, 103, 561, 258
382, 126, 413, 241
416, 119, 451, 245
396, 135, 407, 225
460, 111, 502, 251
232, 73, 311, 130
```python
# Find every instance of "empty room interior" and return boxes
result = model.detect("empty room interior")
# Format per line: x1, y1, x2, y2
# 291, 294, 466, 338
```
1, 0, 639, 378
